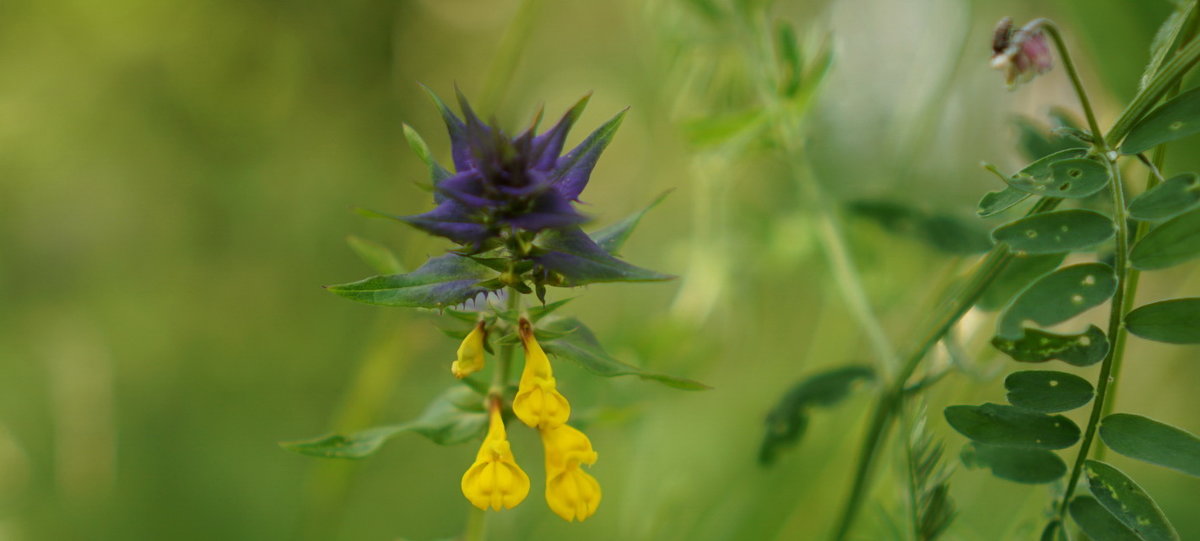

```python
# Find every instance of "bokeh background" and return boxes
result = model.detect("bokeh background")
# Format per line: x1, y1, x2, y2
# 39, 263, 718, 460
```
2, 0, 1198, 539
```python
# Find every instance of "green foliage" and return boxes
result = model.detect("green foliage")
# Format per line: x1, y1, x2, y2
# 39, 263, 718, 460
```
1130, 207, 1200, 269
960, 442, 1066, 484
1121, 85, 1200, 154
324, 253, 498, 309
1125, 298, 1200, 343
943, 403, 1080, 450
534, 227, 674, 286
592, 190, 673, 255
539, 317, 709, 390
1002, 148, 1092, 196
402, 122, 452, 183
1127, 173, 1200, 221
1099, 414, 1200, 477
991, 325, 1108, 366
906, 411, 956, 540
1014, 112, 1088, 161
759, 366, 875, 465
991, 209, 1114, 254
1070, 495, 1141, 541
978, 186, 1033, 217
996, 263, 1117, 340
280, 386, 487, 459
346, 235, 405, 275
1084, 460, 1180, 541
977, 252, 1067, 311
1003, 370, 1094, 413
847, 200, 992, 254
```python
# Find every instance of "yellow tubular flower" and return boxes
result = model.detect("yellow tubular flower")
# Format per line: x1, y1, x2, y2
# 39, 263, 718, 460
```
451, 322, 487, 379
541, 424, 601, 522
461, 400, 530, 510
512, 318, 570, 430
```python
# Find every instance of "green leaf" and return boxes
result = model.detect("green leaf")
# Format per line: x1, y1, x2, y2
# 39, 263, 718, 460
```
535, 227, 673, 286
992, 209, 1115, 254
991, 325, 1109, 367
325, 253, 498, 309
1015, 114, 1087, 162
539, 317, 709, 390
1084, 460, 1181, 541
591, 190, 672, 255
1001, 148, 1090, 195
1007, 158, 1110, 199
1004, 370, 1094, 413
280, 385, 487, 459
402, 122, 452, 183
1125, 298, 1200, 344
944, 403, 1080, 449
1100, 413, 1200, 477
680, 109, 766, 149
1040, 520, 1068, 541
1070, 495, 1141, 541
1130, 207, 1200, 270
960, 442, 1067, 484
346, 235, 405, 275
997, 263, 1117, 340
1128, 173, 1200, 221
759, 365, 875, 465
1140, 2, 1194, 92
978, 252, 1066, 311
848, 200, 992, 254
1121, 85, 1200, 154
978, 186, 1032, 217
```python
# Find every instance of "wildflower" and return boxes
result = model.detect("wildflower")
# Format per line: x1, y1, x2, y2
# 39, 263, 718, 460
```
461, 398, 530, 510
451, 321, 487, 379
403, 88, 622, 254
512, 318, 570, 429
991, 17, 1053, 88
541, 423, 601, 522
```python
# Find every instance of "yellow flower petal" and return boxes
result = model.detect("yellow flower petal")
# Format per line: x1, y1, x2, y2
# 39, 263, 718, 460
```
513, 319, 570, 429
541, 424, 600, 521
461, 403, 529, 510
451, 322, 487, 379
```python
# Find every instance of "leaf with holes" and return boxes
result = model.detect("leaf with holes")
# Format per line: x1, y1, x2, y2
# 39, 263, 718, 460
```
1084, 460, 1180, 541
960, 442, 1067, 484
1128, 173, 1200, 221
1121, 85, 1200, 154
1004, 370, 1093, 413
992, 209, 1114, 254
1130, 207, 1200, 270
1125, 298, 1200, 344
1006, 158, 1109, 199
991, 325, 1108, 366
1100, 414, 1200, 477
978, 186, 1032, 217
978, 253, 1066, 311
1070, 496, 1140, 541
996, 263, 1117, 340
944, 403, 1080, 449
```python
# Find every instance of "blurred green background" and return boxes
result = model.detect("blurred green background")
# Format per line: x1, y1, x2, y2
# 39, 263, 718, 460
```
2, 0, 1198, 539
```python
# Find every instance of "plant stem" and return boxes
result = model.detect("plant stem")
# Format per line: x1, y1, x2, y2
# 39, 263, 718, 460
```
830, 196, 1065, 540
1056, 151, 1130, 519
463, 506, 488, 541
1027, 20, 1104, 144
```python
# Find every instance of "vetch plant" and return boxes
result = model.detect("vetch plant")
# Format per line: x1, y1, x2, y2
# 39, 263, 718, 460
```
282, 88, 707, 535
762, 5, 1200, 540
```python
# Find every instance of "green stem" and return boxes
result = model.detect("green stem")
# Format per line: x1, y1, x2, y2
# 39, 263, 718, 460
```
1027, 20, 1104, 144
831, 198, 1067, 540
463, 506, 488, 541
1056, 150, 1131, 520
466, 289, 522, 541
478, 0, 545, 114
